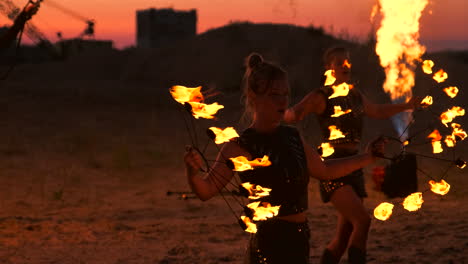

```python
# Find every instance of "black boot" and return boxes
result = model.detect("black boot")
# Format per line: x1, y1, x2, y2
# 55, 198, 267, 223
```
320, 248, 339, 264
348, 246, 366, 264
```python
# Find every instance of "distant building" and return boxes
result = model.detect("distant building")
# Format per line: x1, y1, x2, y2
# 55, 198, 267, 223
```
136, 8, 197, 49
56, 38, 114, 57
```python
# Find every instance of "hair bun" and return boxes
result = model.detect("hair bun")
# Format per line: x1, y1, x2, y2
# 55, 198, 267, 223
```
247, 53, 263, 69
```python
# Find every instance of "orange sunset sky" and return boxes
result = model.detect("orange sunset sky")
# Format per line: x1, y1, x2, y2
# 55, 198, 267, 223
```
1, 0, 467, 51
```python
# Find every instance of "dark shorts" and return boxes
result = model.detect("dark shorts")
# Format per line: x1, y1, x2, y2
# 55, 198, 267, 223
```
244, 218, 310, 264
319, 148, 368, 203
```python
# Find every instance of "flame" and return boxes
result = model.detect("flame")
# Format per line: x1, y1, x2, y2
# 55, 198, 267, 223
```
420, 96, 433, 106
328, 126, 346, 140
374, 202, 394, 221
331, 106, 352, 117
402, 192, 424, 212
247, 201, 281, 221
433, 69, 448, 83
443, 86, 459, 98
445, 123, 467, 147
343, 59, 352, 69
427, 129, 443, 153
329, 83, 353, 99
422, 60, 434, 74
209, 127, 239, 144
229, 155, 272, 172
445, 135, 456, 148
320, 143, 335, 158
370, 4, 379, 22
241, 182, 272, 200
324, 70, 336, 86
440, 106, 465, 127
169, 85, 224, 119
429, 179, 450, 195
374, 0, 428, 101
240, 216, 257, 233
403, 140, 409, 146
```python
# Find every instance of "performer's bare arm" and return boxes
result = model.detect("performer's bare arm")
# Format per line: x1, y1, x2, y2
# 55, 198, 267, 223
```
362, 93, 420, 119
284, 90, 326, 123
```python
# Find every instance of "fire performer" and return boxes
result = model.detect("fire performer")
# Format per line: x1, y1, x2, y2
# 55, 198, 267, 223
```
284, 46, 420, 264
184, 53, 387, 264
0, 2, 40, 51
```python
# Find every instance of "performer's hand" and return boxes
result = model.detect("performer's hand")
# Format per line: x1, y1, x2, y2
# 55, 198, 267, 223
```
184, 145, 203, 175
366, 136, 388, 159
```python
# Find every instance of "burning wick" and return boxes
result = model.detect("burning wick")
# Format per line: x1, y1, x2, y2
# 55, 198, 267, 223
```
429, 180, 450, 195
433, 69, 448, 83
324, 70, 336, 86
374, 202, 394, 221
455, 158, 466, 169
422, 60, 434, 74
402, 192, 424, 212
420, 96, 433, 107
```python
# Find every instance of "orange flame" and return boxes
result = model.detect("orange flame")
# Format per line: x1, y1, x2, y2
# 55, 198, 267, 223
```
247, 201, 281, 221
331, 106, 352, 117
241, 182, 272, 200
374, 202, 394, 221
240, 216, 257, 233
169, 85, 224, 119
433, 69, 448, 83
328, 126, 346, 140
188, 102, 224, 119
329, 83, 353, 99
440, 106, 465, 127
229, 156, 272, 172
445, 135, 456, 148
374, 0, 428, 101
343, 59, 352, 69
324, 70, 336, 86
209, 127, 239, 144
427, 129, 443, 154
402, 192, 424, 212
445, 123, 467, 147
443, 86, 459, 98
320, 143, 335, 158
429, 179, 450, 195
422, 60, 434, 74
420, 96, 433, 106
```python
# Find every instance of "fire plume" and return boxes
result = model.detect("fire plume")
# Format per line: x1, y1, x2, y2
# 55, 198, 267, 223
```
374, 202, 394, 221
440, 107, 465, 127
241, 182, 272, 200
402, 192, 424, 212
329, 83, 353, 99
331, 106, 352, 117
420, 96, 433, 106
328, 126, 346, 140
429, 179, 450, 195
324, 70, 336, 86
427, 129, 443, 154
169, 85, 224, 119
229, 156, 272, 172
443, 86, 459, 98
422, 60, 434, 74
433, 69, 448, 83
247, 201, 280, 221
240, 216, 257, 233
320, 143, 335, 158
209, 127, 239, 144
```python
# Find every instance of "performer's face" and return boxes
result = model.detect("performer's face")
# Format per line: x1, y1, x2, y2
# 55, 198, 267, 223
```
254, 78, 290, 123
330, 52, 352, 84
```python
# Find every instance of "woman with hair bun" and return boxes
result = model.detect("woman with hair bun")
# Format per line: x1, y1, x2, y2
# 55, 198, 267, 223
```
183, 52, 386, 264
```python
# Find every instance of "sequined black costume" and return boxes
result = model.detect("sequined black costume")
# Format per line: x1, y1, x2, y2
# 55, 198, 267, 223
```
316, 86, 367, 202
236, 125, 310, 264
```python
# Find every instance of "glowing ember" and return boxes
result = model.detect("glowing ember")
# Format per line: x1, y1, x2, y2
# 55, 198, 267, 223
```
343, 59, 352, 69
240, 216, 257, 233
324, 70, 336, 86
230, 156, 272, 172
427, 129, 443, 154
455, 159, 466, 169
420, 96, 433, 106
374, 0, 428, 101
402, 192, 424, 212
403, 140, 409, 146
247, 201, 280, 221
443, 86, 459, 98
241, 182, 272, 200
433, 69, 448, 83
422, 60, 434, 74
429, 179, 450, 195
374, 202, 394, 221
329, 83, 353, 99
440, 106, 465, 127
320, 143, 335, 158
209, 127, 239, 144
331, 106, 352, 117
328, 126, 346, 140
169, 85, 203, 103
